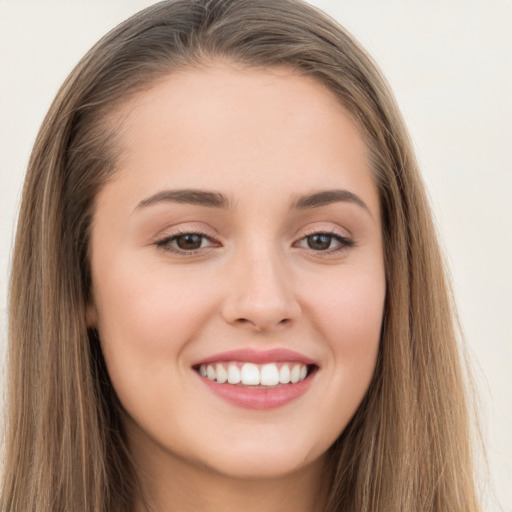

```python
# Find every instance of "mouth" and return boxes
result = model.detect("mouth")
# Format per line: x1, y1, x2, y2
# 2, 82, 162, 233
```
194, 361, 315, 387
192, 349, 318, 409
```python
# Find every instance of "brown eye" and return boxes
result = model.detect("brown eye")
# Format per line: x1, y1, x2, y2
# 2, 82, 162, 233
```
294, 231, 354, 254
155, 231, 218, 254
306, 234, 333, 251
175, 233, 204, 250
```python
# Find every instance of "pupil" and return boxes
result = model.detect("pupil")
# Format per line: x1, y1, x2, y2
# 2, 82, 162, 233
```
177, 234, 202, 250
308, 234, 331, 250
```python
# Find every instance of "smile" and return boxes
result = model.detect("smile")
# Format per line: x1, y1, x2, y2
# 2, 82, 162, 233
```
193, 349, 318, 409
197, 361, 309, 386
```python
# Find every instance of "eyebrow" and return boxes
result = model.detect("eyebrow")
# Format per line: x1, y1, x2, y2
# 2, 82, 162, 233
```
136, 189, 230, 210
135, 187, 371, 216
291, 189, 372, 216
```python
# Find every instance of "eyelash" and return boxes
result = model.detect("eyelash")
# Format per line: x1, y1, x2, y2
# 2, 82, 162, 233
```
295, 229, 354, 254
154, 230, 218, 254
154, 229, 354, 255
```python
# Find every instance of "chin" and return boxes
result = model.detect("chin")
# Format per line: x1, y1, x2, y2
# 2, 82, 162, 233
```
199, 448, 326, 481
183, 428, 330, 481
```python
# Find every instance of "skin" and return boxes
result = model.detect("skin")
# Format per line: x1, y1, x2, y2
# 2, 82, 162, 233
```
87, 62, 386, 512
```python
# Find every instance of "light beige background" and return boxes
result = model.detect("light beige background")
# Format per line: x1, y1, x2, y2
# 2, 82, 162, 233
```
1, 1, 511, 510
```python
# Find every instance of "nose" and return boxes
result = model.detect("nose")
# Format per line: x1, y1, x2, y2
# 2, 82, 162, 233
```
221, 246, 301, 332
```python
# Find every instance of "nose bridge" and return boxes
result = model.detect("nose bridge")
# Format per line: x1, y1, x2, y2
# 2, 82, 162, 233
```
222, 236, 300, 331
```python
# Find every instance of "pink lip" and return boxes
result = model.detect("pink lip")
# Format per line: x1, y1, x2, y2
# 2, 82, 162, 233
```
199, 373, 316, 410
193, 348, 318, 410
192, 348, 317, 366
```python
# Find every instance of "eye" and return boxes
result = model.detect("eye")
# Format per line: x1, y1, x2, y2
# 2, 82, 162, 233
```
174, 233, 207, 251
154, 231, 217, 253
295, 231, 354, 253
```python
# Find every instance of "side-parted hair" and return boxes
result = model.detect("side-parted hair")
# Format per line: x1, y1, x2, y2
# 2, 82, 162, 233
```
1, 1, 480, 510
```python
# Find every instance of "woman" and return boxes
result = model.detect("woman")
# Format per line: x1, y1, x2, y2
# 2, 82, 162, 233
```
1, 0, 481, 510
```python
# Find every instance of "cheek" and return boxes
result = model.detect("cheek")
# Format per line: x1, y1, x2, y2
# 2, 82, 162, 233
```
91, 255, 225, 434
301, 261, 385, 413
91, 254, 219, 378
289, 264, 385, 453
307, 265, 385, 350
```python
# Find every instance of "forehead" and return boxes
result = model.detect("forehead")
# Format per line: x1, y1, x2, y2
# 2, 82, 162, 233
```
102, 61, 378, 216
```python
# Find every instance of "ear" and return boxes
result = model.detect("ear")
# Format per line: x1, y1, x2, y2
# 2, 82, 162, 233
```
86, 302, 99, 328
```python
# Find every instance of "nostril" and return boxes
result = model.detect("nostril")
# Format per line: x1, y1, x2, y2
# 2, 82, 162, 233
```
233, 316, 292, 332
235, 318, 264, 331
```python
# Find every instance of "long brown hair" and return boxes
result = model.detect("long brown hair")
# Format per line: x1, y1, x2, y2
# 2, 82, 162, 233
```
1, 0, 480, 510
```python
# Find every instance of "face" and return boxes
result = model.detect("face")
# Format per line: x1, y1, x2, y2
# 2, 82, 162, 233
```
88, 62, 385, 483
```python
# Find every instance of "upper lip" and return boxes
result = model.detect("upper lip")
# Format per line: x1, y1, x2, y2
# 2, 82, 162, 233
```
192, 348, 317, 367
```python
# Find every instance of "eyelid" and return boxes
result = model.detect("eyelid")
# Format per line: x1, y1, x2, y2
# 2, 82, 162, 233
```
293, 226, 355, 254
151, 223, 354, 255
153, 227, 221, 254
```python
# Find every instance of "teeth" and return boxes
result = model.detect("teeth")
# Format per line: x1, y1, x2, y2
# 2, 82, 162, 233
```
198, 362, 309, 386
227, 364, 241, 384
279, 364, 291, 384
290, 364, 301, 383
241, 363, 260, 385
261, 363, 279, 386
216, 363, 227, 383
206, 365, 216, 381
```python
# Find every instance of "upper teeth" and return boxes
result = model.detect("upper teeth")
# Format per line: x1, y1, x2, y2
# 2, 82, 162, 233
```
198, 362, 309, 386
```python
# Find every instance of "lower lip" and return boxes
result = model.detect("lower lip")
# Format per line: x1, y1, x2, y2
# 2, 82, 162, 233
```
198, 373, 315, 410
